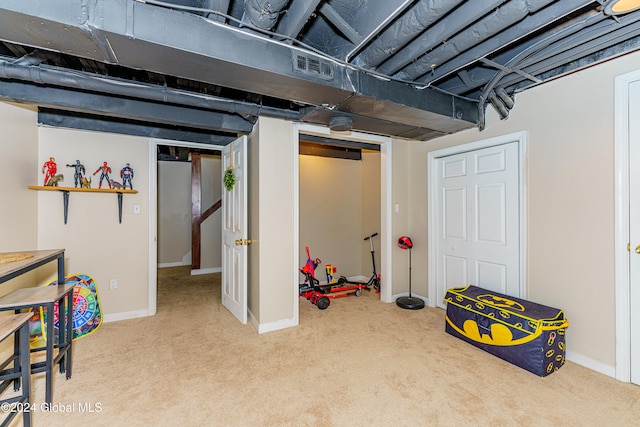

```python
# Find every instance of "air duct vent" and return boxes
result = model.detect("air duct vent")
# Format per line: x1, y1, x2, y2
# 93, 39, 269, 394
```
292, 52, 334, 81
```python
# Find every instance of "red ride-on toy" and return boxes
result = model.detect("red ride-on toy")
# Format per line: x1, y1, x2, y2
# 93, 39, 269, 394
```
299, 245, 372, 310
299, 247, 330, 310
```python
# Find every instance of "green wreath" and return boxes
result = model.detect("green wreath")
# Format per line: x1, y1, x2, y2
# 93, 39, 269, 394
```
224, 167, 236, 191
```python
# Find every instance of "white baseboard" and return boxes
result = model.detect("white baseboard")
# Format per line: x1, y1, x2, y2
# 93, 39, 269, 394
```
157, 262, 189, 268
258, 317, 298, 334
103, 309, 151, 323
191, 267, 222, 275
249, 309, 297, 334
566, 350, 616, 379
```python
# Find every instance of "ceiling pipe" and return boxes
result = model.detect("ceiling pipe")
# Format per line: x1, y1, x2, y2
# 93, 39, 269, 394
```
477, 5, 607, 130
495, 86, 514, 109
0, 57, 302, 122
491, 9, 640, 90
242, 0, 289, 30
373, 0, 500, 74
478, 9, 616, 95
487, 90, 509, 119
394, 0, 556, 81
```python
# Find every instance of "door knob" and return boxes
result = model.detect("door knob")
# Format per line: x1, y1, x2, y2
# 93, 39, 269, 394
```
636, 245, 640, 254
235, 239, 254, 246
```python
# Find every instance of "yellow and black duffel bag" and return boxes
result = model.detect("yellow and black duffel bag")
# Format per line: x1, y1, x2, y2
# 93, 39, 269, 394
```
444, 285, 569, 376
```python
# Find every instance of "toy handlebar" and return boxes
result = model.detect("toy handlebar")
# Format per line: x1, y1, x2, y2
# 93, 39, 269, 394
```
364, 232, 378, 241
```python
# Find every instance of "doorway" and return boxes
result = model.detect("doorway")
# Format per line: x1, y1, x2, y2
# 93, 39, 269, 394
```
293, 124, 393, 325
614, 69, 640, 385
428, 131, 527, 309
298, 137, 381, 295
149, 138, 224, 315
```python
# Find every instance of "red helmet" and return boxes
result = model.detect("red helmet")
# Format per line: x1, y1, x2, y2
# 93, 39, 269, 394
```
398, 236, 413, 249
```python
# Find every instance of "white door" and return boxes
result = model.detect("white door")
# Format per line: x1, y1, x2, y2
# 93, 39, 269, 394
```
222, 136, 248, 324
629, 80, 640, 385
436, 142, 520, 308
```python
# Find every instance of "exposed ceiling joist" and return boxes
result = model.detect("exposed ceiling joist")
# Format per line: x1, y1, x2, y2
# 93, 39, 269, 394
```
0, 0, 639, 143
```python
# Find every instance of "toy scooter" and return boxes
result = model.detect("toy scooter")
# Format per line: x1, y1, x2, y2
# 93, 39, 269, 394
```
338, 232, 381, 294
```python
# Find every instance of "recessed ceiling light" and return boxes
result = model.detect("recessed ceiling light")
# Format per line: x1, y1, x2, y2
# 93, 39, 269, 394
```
604, 0, 640, 16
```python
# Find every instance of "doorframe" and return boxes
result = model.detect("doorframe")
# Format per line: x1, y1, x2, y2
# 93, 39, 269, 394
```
148, 137, 224, 316
293, 123, 393, 328
613, 69, 640, 382
427, 131, 528, 307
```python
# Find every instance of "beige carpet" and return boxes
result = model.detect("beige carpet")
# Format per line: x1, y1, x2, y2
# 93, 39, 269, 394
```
9, 266, 640, 426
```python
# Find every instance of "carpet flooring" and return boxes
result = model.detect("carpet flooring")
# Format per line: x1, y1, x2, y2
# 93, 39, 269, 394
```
6, 266, 640, 426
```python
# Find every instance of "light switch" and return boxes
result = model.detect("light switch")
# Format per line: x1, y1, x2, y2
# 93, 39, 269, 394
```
394, 203, 400, 213
133, 204, 141, 215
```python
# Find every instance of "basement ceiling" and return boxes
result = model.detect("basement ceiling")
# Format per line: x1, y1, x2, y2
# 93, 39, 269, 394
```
0, 0, 639, 144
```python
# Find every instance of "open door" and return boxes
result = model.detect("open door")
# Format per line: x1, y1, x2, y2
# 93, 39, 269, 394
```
222, 136, 248, 324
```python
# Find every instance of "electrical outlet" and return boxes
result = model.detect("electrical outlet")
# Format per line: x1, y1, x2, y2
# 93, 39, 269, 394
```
109, 279, 117, 290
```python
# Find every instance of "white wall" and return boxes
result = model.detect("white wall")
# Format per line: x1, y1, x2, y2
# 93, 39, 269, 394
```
361, 150, 381, 274
404, 50, 640, 374
158, 160, 191, 266
249, 117, 297, 330
299, 154, 363, 280
0, 102, 38, 294
37, 127, 150, 318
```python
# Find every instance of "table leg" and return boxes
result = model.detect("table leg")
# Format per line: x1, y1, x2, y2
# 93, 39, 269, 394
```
12, 310, 19, 392
19, 322, 31, 427
58, 294, 65, 375
57, 254, 65, 286
66, 291, 73, 379
45, 301, 54, 404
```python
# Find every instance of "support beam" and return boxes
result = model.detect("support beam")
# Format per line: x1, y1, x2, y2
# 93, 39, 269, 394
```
192, 152, 202, 270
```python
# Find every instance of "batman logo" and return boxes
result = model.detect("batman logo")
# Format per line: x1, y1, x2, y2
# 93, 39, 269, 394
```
477, 294, 525, 312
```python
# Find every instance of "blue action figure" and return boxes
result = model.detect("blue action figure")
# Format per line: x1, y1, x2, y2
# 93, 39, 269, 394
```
93, 161, 112, 189
120, 163, 134, 190
66, 160, 86, 188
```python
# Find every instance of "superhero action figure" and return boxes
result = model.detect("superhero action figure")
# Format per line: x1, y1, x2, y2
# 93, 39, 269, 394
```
41, 157, 57, 186
66, 160, 86, 188
120, 163, 134, 190
93, 161, 112, 189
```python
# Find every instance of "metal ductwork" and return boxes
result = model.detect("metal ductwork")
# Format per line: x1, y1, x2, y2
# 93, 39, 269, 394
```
0, 0, 479, 140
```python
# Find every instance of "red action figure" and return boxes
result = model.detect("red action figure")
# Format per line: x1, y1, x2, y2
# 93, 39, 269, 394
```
93, 161, 112, 189
41, 157, 57, 185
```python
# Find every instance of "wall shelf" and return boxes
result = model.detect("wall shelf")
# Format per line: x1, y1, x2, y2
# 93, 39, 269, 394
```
28, 185, 138, 224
